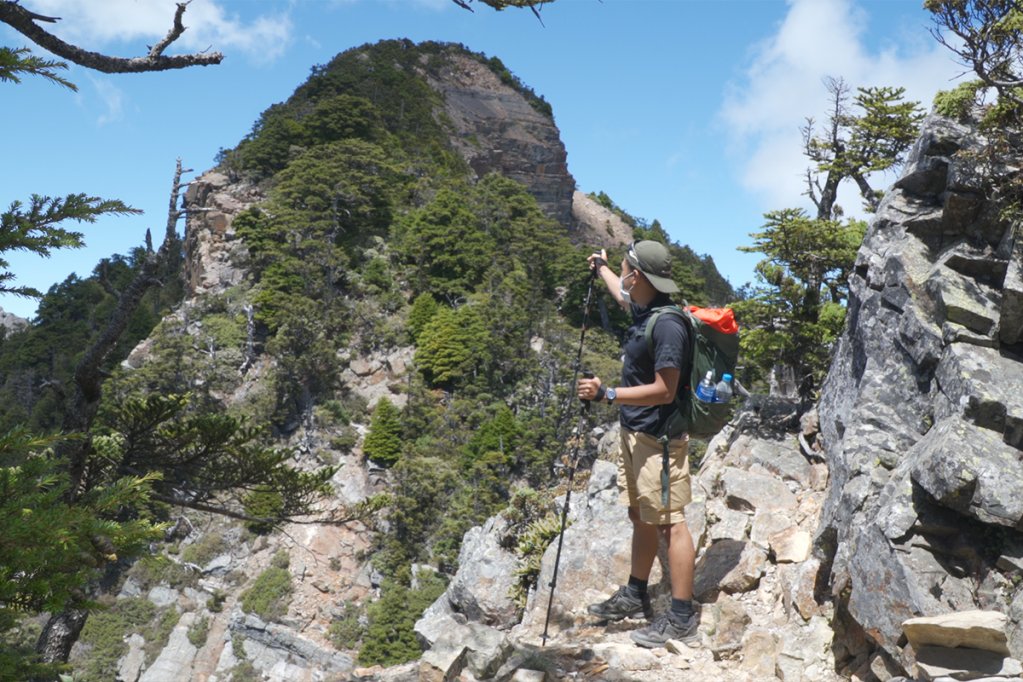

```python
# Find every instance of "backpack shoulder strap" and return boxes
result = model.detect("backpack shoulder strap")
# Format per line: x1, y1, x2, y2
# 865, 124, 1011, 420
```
644, 305, 689, 358
644, 305, 692, 413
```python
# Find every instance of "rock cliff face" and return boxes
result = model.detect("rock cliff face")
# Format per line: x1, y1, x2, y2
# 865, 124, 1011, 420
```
817, 113, 1023, 672
181, 170, 260, 299
421, 50, 576, 229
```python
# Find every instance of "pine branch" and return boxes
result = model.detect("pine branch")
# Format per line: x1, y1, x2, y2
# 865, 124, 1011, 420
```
0, 194, 139, 296
0, 45, 75, 89
0, 1, 223, 75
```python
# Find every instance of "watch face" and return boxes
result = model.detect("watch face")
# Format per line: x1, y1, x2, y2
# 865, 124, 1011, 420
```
607, 388, 616, 401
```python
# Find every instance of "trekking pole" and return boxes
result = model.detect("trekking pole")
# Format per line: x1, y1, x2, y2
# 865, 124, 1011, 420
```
541, 265, 599, 647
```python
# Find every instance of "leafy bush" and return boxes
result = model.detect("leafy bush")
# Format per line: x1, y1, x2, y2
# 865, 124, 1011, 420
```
75, 599, 155, 682
188, 616, 210, 648
75, 599, 180, 682
127, 555, 198, 590
180, 531, 226, 567
240, 565, 292, 622
933, 80, 984, 121
243, 487, 286, 534
510, 512, 562, 607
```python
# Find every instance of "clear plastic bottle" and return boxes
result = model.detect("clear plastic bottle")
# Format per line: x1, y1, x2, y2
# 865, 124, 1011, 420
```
695, 370, 716, 402
714, 373, 733, 403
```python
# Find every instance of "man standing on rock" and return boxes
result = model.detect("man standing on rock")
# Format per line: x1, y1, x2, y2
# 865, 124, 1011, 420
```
576, 240, 699, 648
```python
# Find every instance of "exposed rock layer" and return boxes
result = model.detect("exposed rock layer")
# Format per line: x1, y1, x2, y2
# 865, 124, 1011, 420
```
420, 50, 575, 229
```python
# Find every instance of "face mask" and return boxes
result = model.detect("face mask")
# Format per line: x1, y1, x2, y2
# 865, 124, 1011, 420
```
620, 273, 636, 307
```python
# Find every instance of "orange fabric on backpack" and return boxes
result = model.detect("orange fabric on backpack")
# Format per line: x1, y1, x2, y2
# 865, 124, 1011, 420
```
688, 306, 738, 335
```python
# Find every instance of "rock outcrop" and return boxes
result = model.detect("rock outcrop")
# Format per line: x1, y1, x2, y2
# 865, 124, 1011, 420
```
182, 170, 261, 299
421, 49, 575, 229
571, 190, 634, 248
0, 306, 28, 333
816, 112, 1023, 674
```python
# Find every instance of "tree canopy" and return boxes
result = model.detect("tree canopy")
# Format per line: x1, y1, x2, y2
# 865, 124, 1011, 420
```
735, 80, 921, 403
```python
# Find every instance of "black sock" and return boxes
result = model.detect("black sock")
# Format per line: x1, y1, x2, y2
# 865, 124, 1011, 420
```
626, 575, 648, 596
670, 597, 694, 619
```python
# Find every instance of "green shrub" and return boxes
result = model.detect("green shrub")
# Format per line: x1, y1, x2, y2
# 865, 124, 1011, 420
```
315, 400, 351, 426
934, 80, 984, 121
75, 598, 180, 682
128, 555, 198, 590
328, 601, 363, 650
243, 487, 285, 534
209, 590, 227, 613
329, 427, 358, 452
143, 609, 181, 663
180, 532, 226, 567
357, 569, 446, 666
510, 513, 562, 607
188, 616, 210, 648
76, 599, 154, 682
363, 398, 403, 466
271, 550, 291, 570
240, 566, 292, 622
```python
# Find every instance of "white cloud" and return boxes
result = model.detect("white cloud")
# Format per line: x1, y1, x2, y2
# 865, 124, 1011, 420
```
89, 76, 125, 126
23, 0, 293, 64
720, 0, 962, 218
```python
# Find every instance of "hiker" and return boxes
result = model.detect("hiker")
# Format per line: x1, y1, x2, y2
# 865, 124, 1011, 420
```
576, 239, 699, 648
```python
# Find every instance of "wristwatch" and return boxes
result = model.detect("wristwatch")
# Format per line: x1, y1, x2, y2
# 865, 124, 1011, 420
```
605, 387, 617, 404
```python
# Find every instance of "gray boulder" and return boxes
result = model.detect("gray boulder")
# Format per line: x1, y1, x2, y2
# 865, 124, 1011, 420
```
446, 515, 521, 627
911, 419, 1023, 528
521, 460, 637, 633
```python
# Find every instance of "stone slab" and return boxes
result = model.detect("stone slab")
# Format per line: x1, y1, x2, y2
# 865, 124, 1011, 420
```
904, 611, 1010, 656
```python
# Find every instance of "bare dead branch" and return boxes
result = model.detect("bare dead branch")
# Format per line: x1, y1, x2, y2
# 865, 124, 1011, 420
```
148, 2, 188, 58
0, 1, 223, 74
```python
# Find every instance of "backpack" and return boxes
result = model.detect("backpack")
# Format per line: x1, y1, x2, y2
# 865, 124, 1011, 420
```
644, 305, 740, 440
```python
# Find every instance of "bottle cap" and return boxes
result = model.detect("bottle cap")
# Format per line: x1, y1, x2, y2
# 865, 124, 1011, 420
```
723, 373, 732, 382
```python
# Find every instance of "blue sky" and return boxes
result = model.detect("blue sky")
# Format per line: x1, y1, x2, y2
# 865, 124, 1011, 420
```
1, 0, 963, 319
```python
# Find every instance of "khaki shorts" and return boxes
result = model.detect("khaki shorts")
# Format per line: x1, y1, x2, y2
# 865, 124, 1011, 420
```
618, 428, 692, 525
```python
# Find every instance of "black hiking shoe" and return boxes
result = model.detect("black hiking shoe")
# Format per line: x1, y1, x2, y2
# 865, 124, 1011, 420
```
630, 611, 699, 648
587, 585, 653, 621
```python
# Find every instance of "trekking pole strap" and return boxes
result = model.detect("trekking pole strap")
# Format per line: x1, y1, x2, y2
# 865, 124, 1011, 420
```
658, 434, 670, 507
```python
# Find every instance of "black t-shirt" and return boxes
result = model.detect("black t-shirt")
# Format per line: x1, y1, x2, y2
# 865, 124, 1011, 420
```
619, 294, 691, 435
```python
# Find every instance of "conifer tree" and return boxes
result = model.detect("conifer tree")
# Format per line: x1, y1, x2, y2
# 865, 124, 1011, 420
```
407, 293, 440, 343
363, 398, 403, 467
415, 304, 491, 388
927, 0, 1023, 116
736, 79, 922, 404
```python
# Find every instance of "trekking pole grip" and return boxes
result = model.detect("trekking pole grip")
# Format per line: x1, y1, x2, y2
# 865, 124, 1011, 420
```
580, 370, 594, 407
